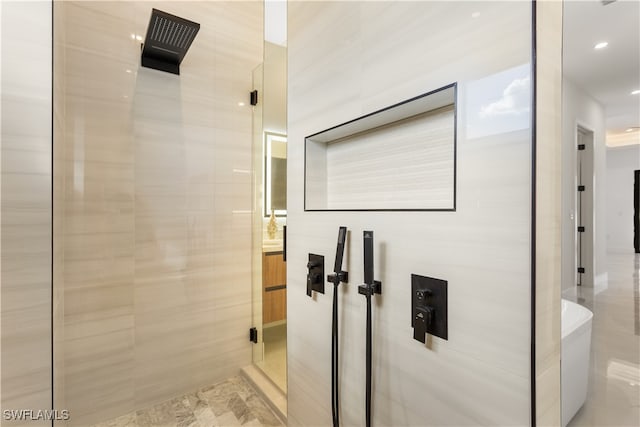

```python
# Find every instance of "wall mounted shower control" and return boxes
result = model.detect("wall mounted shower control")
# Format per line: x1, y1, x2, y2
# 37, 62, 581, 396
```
307, 254, 325, 297
358, 231, 382, 297
357, 230, 381, 427
328, 226, 348, 427
411, 274, 448, 343
327, 226, 348, 286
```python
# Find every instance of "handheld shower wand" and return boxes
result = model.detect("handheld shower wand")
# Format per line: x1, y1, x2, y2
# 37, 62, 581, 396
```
327, 227, 348, 427
358, 231, 381, 427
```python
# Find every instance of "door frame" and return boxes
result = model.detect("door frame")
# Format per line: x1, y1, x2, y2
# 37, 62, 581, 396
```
574, 122, 596, 287
634, 170, 639, 253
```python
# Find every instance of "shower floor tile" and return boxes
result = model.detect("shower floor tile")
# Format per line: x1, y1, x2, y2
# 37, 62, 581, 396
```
90, 376, 283, 427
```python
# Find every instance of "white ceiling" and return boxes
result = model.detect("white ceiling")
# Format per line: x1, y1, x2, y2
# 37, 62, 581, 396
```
563, 0, 640, 146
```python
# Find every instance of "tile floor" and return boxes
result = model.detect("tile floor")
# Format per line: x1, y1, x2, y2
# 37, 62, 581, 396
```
256, 323, 287, 393
566, 253, 640, 427
90, 376, 283, 427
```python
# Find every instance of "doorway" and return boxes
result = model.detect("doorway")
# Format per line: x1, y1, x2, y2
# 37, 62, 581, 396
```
576, 126, 595, 286
634, 170, 639, 253
251, 39, 288, 393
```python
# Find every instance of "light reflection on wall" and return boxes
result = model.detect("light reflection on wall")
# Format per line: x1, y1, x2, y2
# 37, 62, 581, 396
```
466, 63, 531, 139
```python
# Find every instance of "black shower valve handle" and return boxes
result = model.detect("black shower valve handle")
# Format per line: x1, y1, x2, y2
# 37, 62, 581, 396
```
416, 288, 432, 303
413, 305, 434, 344
306, 253, 325, 297
306, 275, 313, 297
307, 272, 322, 296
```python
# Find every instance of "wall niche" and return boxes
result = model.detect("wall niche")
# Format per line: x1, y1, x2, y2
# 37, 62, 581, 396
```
304, 83, 457, 211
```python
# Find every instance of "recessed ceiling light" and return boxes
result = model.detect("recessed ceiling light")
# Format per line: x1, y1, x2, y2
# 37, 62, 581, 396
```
136, 35, 143, 41
632, 89, 640, 95
626, 128, 634, 132
238, 102, 245, 107
130, 34, 136, 40
126, 69, 132, 73
594, 41, 608, 49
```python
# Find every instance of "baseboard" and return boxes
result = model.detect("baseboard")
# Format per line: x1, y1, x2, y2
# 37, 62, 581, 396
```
561, 286, 578, 299
594, 272, 608, 295
561, 272, 608, 297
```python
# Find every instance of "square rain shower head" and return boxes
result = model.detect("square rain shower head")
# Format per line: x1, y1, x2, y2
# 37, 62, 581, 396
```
141, 9, 200, 75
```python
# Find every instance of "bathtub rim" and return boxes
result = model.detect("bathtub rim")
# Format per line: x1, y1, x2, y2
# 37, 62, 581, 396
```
561, 299, 593, 340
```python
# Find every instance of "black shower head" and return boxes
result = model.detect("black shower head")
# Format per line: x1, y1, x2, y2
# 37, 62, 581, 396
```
141, 8, 200, 75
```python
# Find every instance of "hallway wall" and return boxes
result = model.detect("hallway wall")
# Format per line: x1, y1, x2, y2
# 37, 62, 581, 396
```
0, 2, 52, 425
287, 2, 535, 425
606, 144, 640, 253
56, 2, 262, 425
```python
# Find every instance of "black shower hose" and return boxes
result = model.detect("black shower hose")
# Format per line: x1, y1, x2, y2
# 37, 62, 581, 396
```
332, 280, 339, 427
365, 289, 372, 427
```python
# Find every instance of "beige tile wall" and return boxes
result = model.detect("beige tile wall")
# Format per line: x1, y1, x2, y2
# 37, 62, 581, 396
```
53, 0, 67, 423
1, 1, 53, 426
535, 1, 563, 425
61, 4, 137, 423
287, 1, 537, 425
57, 2, 262, 425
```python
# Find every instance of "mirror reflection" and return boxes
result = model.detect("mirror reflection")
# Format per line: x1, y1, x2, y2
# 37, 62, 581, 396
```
265, 132, 287, 216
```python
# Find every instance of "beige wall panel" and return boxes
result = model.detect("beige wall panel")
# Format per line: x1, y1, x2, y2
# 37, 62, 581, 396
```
1, 1, 52, 425
288, 1, 536, 425
535, 1, 563, 425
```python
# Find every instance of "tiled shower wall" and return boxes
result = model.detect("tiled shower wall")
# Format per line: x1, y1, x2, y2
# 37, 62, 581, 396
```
288, 2, 536, 425
534, 1, 563, 423
57, 2, 262, 425
53, 0, 67, 420
1, 2, 52, 425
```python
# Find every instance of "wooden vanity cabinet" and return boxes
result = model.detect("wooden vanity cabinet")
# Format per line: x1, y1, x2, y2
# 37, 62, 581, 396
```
262, 251, 286, 324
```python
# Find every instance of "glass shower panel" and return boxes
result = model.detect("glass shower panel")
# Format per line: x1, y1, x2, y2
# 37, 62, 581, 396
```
53, 2, 263, 425
251, 62, 265, 366
252, 38, 288, 393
